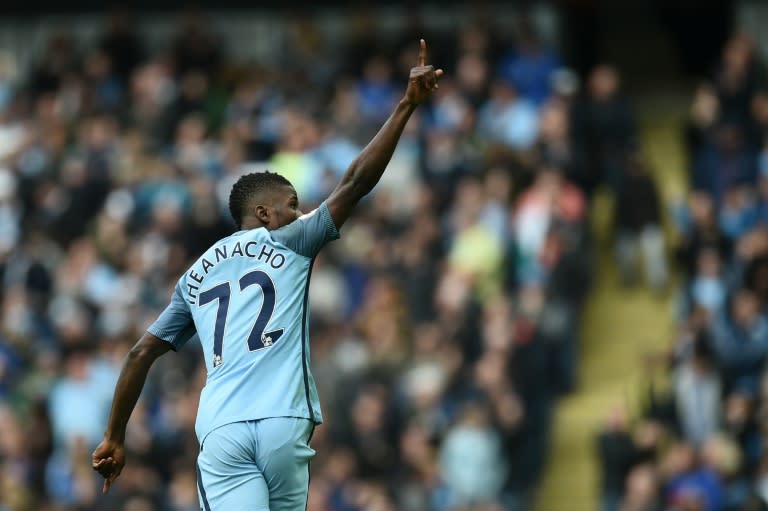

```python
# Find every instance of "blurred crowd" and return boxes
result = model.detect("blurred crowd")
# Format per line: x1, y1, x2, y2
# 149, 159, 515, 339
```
596, 33, 768, 511
0, 7, 656, 511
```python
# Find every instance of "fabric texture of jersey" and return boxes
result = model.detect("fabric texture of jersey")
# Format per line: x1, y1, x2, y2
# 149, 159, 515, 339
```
148, 202, 339, 443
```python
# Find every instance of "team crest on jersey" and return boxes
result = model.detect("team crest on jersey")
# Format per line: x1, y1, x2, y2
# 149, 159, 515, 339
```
213, 354, 223, 368
262, 334, 273, 347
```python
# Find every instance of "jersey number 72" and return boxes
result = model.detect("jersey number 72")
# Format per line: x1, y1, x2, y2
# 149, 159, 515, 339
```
198, 270, 284, 368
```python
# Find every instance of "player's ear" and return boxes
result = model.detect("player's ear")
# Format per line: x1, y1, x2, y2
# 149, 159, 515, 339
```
254, 204, 271, 225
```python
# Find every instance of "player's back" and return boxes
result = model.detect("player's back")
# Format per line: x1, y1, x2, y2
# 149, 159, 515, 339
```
149, 204, 339, 444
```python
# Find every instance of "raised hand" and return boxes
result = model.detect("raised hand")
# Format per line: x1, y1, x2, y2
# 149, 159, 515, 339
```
404, 39, 444, 106
92, 439, 126, 493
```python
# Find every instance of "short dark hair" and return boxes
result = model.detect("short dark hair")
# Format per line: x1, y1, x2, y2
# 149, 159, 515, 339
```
228, 171, 293, 228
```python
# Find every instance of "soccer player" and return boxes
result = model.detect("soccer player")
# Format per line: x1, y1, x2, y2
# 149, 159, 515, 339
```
91, 40, 442, 510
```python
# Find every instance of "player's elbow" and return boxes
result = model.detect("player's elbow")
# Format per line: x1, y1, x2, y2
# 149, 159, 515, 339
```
346, 179, 371, 203
127, 344, 154, 366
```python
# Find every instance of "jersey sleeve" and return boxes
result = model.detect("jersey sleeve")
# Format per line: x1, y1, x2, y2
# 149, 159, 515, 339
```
146, 282, 197, 351
270, 201, 340, 258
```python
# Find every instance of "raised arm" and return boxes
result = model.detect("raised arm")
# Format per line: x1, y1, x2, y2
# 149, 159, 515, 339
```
326, 39, 443, 228
91, 333, 172, 493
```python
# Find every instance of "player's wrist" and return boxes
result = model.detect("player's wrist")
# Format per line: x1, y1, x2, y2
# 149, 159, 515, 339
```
104, 430, 125, 444
399, 96, 419, 111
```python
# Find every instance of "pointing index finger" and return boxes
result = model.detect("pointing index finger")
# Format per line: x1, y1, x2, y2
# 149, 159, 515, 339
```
418, 38, 426, 67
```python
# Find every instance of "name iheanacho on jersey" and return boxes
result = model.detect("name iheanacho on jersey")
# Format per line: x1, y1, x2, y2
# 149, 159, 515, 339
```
184, 238, 288, 304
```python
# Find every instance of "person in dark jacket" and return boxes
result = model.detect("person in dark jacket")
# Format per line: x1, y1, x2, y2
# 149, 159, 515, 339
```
614, 151, 669, 291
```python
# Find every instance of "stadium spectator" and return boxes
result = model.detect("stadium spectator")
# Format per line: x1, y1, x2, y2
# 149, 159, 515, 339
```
572, 64, 637, 196
476, 78, 539, 151
613, 151, 669, 292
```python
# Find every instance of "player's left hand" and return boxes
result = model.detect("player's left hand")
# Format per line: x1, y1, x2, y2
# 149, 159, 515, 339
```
404, 39, 444, 106
91, 439, 126, 493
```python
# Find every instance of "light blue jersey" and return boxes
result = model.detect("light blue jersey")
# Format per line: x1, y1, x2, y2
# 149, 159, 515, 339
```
148, 202, 339, 444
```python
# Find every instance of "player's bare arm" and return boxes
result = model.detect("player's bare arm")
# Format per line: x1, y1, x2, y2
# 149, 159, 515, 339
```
326, 39, 443, 228
91, 333, 173, 493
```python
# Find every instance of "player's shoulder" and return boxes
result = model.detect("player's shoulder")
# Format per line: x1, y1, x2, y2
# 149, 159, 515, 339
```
269, 202, 339, 256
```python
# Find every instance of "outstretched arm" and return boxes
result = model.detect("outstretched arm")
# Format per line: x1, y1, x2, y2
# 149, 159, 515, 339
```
91, 333, 172, 493
326, 39, 443, 228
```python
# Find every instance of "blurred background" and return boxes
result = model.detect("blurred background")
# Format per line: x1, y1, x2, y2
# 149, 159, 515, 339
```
0, 0, 767, 510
